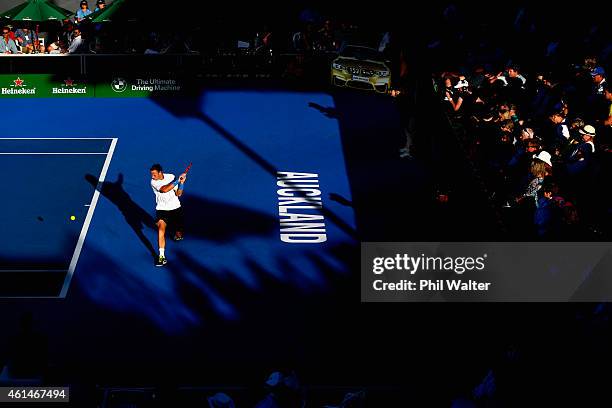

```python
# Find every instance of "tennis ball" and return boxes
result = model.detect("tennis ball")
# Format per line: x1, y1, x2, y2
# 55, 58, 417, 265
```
70, 215, 76, 221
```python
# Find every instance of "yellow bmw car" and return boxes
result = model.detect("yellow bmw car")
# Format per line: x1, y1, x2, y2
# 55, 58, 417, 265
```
331, 45, 391, 93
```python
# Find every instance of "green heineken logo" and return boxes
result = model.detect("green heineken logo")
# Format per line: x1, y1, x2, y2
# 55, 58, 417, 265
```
52, 78, 87, 94
2, 76, 36, 95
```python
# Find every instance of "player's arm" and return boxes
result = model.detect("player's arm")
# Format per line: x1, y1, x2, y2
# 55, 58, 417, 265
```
159, 182, 176, 193
156, 174, 185, 193
175, 174, 187, 196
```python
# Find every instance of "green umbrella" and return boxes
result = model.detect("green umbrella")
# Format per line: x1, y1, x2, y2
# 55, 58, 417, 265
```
1, 0, 73, 21
86, 0, 126, 23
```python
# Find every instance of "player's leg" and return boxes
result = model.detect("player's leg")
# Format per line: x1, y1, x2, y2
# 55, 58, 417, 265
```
173, 207, 184, 241
155, 218, 168, 266
158, 219, 166, 253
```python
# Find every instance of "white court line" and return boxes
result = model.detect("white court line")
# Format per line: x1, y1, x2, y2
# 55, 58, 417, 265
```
0, 152, 108, 155
0, 137, 115, 140
60, 137, 118, 298
0, 270, 67, 273
0, 296, 65, 299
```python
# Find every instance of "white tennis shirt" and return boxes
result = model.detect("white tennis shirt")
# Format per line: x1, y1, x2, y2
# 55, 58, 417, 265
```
151, 173, 181, 211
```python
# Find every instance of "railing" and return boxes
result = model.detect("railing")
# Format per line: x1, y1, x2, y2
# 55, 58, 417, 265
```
0, 54, 203, 75
0, 52, 336, 80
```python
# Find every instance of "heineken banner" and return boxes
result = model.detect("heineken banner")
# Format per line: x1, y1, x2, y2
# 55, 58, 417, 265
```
0, 74, 94, 98
0, 75, 188, 98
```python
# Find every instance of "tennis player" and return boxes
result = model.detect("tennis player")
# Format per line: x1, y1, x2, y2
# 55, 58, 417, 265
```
150, 164, 187, 266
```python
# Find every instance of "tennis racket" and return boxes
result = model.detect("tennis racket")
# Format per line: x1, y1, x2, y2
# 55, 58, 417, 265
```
177, 163, 192, 183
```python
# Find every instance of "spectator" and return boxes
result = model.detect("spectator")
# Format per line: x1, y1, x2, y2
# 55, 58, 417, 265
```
325, 391, 365, 408
569, 118, 586, 139
290, 30, 306, 51
444, 77, 464, 113
578, 124, 596, 155
491, 64, 526, 90
0, 26, 18, 54
517, 154, 552, 206
14, 27, 37, 54
68, 28, 85, 54
47, 40, 67, 54
567, 124, 596, 172
207, 392, 235, 408
507, 136, 542, 195
506, 64, 528, 104
94, 0, 106, 12
317, 19, 336, 51
75, 0, 93, 23
506, 64, 526, 87
61, 19, 75, 46
254, 371, 304, 408
378, 31, 391, 53
534, 178, 561, 237
591, 67, 607, 95
5, 24, 16, 41
548, 109, 571, 148
254, 25, 273, 55
531, 72, 562, 120
601, 84, 612, 127
508, 129, 537, 168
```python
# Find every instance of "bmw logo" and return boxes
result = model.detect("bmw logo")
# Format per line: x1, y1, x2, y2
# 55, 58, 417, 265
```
111, 78, 127, 93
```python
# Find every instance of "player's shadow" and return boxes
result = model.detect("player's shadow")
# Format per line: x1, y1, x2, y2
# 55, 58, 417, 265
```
85, 173, 158, 258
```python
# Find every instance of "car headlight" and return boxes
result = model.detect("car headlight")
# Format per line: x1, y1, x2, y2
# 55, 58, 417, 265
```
377, 70, 390, 77
332, 62, 344, 70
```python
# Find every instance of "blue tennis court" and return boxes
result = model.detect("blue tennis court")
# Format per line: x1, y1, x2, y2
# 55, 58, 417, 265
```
0, 86, 415, 389
1, 92, 358, 316
0, 138, 114, 297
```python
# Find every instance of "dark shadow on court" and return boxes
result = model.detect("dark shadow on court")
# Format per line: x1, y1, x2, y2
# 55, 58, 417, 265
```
308, 102, 340, 119
53, 237, 358, 385
164, 241, 358, 370
0, 311, 48, 384
180, 197, 276, 242
86, 173, 158, 258
150, 96, 358, 241
328, 193, 353, 207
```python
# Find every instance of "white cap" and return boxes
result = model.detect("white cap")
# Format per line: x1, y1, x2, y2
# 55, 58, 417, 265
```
534, 150, 552, 167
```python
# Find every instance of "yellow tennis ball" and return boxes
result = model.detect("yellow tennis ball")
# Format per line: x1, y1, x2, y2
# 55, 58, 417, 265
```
70, 215, 76, 221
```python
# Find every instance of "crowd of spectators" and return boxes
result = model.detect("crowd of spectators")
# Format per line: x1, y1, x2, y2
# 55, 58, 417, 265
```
287, 18, 358, 54
427, 4, 611, 239
2, 2, 381, 57
0, 1, 107, 55
438, 60, 610, 238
